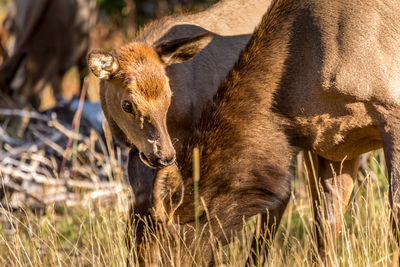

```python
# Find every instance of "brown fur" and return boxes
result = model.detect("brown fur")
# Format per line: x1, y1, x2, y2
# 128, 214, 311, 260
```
151, 0, 400, 265
115, 43, 167, 100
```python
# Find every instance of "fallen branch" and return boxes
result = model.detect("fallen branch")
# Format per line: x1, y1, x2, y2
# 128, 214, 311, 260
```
0, 102, 129, 211
1, 176, 45, 207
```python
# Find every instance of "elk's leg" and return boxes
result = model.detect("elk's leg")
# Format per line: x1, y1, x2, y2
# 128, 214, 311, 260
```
126, 148, 155, 266
125, 205, 148, 267
305, 151, 358, 266
378, 113, 400, 243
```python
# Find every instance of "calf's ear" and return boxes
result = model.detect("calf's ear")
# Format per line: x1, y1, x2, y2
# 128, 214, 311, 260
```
87, 49, 119, 80
152, 164, 184, 223
155, 32, 213, 65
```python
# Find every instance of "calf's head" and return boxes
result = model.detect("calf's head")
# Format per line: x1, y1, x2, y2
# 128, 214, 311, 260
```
87, 33, 212, 168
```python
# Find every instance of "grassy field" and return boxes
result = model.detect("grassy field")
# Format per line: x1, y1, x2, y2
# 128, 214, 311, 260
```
0, 150, 397, 266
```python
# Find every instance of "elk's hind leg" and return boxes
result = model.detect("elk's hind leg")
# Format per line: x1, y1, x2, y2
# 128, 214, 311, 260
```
305, 151, 359, 266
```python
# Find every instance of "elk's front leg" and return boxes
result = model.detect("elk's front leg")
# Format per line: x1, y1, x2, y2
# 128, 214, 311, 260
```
305, 151, 359, 266
378, 112, 400, 243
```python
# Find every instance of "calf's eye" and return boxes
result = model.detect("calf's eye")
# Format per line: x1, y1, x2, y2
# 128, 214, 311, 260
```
122, 101, 134, 114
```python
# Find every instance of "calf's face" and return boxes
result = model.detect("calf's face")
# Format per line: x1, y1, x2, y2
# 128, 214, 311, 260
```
87, 33, 212, 168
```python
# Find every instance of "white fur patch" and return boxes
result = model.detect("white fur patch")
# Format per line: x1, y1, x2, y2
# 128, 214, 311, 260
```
88, 51, 119, 80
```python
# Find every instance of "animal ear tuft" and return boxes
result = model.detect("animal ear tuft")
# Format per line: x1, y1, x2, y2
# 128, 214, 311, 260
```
152, 164, 184, 223
155, 32, 213, 65
87, 49, 119, 80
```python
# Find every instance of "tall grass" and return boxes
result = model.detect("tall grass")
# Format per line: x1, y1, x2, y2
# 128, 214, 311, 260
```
0, 150, 398, 266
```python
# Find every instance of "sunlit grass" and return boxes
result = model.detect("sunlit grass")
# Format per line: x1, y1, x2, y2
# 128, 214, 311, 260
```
0, 150, 398, 266
0, 198, 130, 266
268, 150, 396, 267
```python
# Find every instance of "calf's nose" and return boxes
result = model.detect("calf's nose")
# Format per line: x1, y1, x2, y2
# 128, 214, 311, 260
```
157, 154, 176, 167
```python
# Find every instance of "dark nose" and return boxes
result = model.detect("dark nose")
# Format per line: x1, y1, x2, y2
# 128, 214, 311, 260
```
157, 154, 176, 167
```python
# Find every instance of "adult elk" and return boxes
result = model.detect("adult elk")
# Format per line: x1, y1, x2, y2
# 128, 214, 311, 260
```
151, 0, 400, 265
0, 0, 97, 108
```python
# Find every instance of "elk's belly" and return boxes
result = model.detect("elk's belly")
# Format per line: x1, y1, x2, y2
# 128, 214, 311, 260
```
293, 105, 382, 162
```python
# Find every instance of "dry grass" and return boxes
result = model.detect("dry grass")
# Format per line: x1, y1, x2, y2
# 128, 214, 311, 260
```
0, 150, 397, 266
